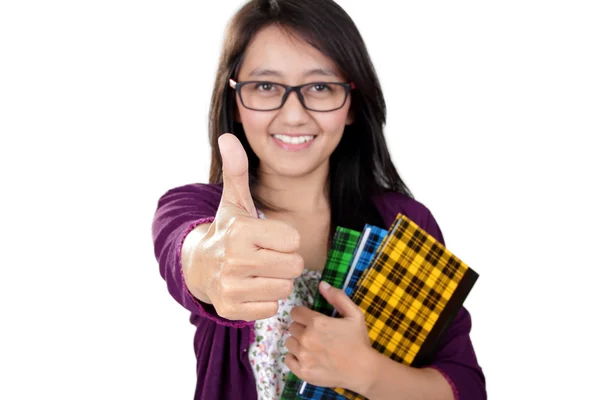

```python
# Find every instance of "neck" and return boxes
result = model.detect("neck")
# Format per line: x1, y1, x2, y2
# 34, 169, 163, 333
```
255, 163, 330, 216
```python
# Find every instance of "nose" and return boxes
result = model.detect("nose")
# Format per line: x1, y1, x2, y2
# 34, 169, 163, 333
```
278, 90, 310, 126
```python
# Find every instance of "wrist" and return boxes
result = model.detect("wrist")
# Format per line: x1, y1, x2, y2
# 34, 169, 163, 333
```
182, 223, 214, 304
348, 346, 380, 396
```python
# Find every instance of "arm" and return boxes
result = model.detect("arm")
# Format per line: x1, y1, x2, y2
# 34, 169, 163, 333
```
352, 308, 483, 400
151, 183, 248, 326
356, 349, 454, 400
354, 199, 485, 399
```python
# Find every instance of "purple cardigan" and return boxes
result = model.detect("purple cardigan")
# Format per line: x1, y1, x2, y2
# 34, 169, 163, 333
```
151, 183, 486, 400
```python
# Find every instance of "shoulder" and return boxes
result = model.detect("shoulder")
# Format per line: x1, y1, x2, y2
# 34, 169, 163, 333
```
371, 190, 445, 245
371, 190, 433, 226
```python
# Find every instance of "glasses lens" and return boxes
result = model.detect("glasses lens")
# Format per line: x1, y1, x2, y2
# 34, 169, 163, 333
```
300, 83, 347, 111
240, 82, 286, 110
240, 82, 348, 111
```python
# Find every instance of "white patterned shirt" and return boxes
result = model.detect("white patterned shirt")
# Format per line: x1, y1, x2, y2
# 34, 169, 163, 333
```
248, 210, 322, 399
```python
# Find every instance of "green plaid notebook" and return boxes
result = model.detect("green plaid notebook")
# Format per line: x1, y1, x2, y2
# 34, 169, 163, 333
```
298, 224, 388, 399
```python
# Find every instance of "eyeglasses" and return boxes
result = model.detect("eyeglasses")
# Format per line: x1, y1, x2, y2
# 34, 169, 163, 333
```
229, 79, 355, 112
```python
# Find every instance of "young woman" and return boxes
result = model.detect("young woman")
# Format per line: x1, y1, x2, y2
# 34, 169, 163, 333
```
152, 0, 486, 399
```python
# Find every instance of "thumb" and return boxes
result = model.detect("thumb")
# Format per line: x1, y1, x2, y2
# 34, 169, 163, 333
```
319, 281, 361, 319
218, 133, 257, 217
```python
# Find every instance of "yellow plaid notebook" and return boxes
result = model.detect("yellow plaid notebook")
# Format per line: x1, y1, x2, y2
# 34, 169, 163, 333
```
334, 213, 479, 399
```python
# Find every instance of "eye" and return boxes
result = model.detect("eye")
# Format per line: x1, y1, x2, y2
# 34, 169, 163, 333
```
255, 82, 275, 91
310, 83, 331, 92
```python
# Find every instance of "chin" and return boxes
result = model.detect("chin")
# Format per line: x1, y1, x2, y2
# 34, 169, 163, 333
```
264, 159, 326, 178
275, 165, 315, 178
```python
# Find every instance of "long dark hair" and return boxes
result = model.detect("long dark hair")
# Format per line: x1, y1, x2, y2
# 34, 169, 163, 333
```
208, 0, 413, 239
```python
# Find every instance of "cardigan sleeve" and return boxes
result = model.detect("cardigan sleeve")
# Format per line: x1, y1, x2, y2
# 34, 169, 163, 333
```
151, 183, 253, 328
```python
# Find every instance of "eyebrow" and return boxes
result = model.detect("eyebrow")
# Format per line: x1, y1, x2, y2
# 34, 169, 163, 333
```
248, 67, 339, 78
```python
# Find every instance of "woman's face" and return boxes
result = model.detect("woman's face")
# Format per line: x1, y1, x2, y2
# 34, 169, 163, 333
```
234, 24, 353, 179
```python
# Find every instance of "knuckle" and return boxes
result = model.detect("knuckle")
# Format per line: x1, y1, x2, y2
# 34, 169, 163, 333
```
256, 302, 278, 320
281, 279, 294, 297
266, 302, 279, 318
295, 347, 307, 362
288, 319, 298, 337
221, 257, 235, 273
290, 254, 304, 276
284, 336, 295, 350
289, 306, 298, 320
289, 229, 301, 250
225, 217, 249, 245
214, 301, 234, 320
301, 333, 316, 350
298, 334, 309, 348
356, 310, 366, 322
221, 276, 246, 302
221, 257, 244, 277
313, 315, 329, 331
217, 274, 232, 293
218, 277, 240, 303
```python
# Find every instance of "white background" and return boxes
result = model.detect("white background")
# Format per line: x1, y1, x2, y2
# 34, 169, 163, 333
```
1, 1, 598, 399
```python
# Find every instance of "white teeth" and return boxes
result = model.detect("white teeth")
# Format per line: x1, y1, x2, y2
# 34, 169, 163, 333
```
273, 134, 316, 144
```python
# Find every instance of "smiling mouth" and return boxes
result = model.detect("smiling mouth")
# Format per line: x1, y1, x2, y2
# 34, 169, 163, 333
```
271, 134, 317, 145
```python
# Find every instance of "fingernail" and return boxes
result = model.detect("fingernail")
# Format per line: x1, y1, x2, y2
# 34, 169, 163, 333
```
321, 281, 331, 290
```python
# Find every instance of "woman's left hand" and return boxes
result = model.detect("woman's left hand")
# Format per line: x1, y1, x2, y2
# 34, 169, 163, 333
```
284, 281, 374, 392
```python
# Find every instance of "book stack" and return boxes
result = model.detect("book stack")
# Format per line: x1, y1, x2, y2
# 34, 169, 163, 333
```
281, 213, 479, 400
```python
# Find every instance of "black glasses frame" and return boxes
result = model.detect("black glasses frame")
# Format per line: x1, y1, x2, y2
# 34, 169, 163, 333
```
229, 79, 355, 112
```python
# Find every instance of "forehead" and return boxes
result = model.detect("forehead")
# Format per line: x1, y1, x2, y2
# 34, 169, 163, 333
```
238, 25, 343, 79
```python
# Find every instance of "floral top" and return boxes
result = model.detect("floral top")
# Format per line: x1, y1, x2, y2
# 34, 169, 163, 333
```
249, 210, 322, 400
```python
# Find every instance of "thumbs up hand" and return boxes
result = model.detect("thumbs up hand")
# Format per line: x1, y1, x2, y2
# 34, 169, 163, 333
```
183, 134, 305, 322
